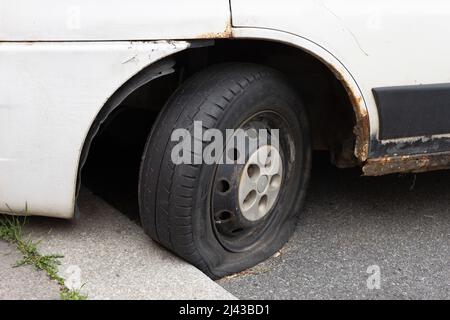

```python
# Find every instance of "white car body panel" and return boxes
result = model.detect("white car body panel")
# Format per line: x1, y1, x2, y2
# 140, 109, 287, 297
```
231, 0, 450, 142
0, 0, 231, 41
0, 41, 190, 217
1, 0, 450, 218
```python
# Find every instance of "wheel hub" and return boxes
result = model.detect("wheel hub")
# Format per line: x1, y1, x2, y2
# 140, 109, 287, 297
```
257, 175, 269, 193
238, 145, 283, 222
210, 113, 289, 252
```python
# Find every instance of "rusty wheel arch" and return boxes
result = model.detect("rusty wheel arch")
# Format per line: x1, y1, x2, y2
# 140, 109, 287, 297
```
200, 38, 370, 167
78, 38, 372, 199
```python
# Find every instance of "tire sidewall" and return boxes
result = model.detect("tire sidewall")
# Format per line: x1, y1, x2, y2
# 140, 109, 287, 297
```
189, 75, 311, 277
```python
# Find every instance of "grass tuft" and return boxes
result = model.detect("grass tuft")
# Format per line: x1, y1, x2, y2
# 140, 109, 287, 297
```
15, 239, 65, 284
0, 214, 88, 300
0, 215, 24, 243
60, 288, 87, 300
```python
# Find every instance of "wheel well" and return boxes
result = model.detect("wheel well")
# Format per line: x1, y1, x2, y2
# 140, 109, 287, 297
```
80, 39, 359, 217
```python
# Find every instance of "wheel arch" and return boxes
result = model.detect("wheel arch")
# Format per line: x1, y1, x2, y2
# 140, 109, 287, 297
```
230, 27, 372, 162
75, 55, 179, 202
77, 33, 372, 210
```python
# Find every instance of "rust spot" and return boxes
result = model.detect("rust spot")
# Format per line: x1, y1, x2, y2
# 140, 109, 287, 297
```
196, 20, 233, 39
339, 75, 370, 162
314, 56, 370, 162
362, 152, 450, 176
195, 27, 370, 162
353, 109, 370, 161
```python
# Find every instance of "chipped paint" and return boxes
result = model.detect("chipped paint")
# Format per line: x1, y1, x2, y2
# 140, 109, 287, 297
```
196, 20, 233, 39
0, 40, 190, 218
371, 134, 450, 158
345, 85, 370, 162
318, 58, 370, 162
380, 133, 450, 146
362, 152, 450, 176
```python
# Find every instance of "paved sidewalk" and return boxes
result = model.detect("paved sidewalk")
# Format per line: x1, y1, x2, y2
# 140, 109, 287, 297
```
0, 241, 61, 300
1, 189, 235, 300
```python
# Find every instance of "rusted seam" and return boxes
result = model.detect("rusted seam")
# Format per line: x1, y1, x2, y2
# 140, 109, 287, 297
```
195, 19, 233, 39
322, 61, 370, 162
362, 152, 450, 176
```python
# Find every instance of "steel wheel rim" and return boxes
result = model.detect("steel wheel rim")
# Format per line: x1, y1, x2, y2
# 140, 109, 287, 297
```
210, 111, 291, 253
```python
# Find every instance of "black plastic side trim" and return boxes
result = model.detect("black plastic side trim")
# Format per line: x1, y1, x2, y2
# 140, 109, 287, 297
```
373, 83, 450, 140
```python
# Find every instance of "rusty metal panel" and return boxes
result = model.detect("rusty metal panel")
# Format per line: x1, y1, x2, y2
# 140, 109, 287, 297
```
363, 152, 450, 176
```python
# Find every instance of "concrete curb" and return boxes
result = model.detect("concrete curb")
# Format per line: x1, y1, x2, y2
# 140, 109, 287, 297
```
22, 189, 236, 300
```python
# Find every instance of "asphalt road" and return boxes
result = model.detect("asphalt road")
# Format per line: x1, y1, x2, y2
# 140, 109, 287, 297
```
219, 156, 450, 299
1, 154, 448, 300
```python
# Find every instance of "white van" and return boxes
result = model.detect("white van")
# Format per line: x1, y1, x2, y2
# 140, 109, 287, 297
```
1, 0, 450, 278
